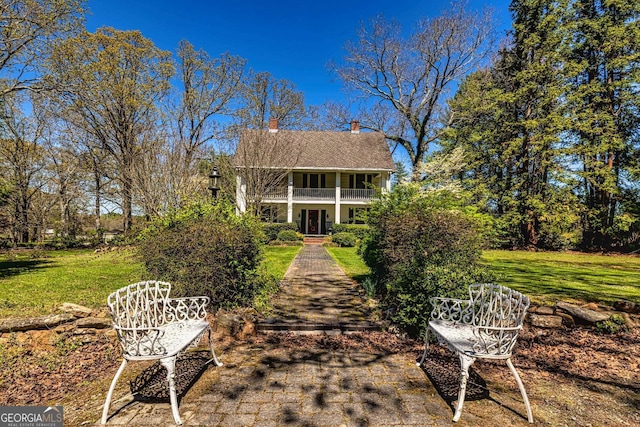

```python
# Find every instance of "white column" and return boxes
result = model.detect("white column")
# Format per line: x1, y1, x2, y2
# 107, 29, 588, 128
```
335, 172, 341, 224
236, 174, 246, 214
287, 172, 294, 223
385, 171, 391, 192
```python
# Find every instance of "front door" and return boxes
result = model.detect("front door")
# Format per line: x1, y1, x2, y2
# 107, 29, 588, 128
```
308, 210, 319, 234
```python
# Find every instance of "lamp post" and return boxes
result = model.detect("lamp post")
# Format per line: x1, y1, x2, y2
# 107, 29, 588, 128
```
208, 166, 221, 199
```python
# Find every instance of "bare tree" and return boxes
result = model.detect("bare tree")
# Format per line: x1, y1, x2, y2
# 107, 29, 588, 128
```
231, 72, 310, 216
333, 1, 494, 180
174, 41, 246, 164
0, 0, 84, 98
234, 127, 305, 216
233, 71, 308, 131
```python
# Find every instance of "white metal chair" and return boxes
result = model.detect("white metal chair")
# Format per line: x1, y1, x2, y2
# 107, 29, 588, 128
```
101, 281, 222, 426
417, 283, 533, 423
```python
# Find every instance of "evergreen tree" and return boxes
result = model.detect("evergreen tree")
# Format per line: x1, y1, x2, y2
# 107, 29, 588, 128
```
566, 0, 640, 249
445, 0, 578, 248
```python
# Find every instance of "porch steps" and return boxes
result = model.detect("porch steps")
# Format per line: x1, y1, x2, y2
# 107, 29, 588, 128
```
303, 236, 327, 245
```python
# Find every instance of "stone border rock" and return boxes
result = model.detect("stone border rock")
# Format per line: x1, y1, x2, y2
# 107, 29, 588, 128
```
528, 300, 640, 329
0, 303, 114, 348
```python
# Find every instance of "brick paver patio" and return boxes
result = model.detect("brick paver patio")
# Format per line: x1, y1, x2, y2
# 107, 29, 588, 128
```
99, 244, 535, 426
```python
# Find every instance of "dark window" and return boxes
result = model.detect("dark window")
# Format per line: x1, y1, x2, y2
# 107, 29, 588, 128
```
310, 173, 319, 188
351, 174, 373, 189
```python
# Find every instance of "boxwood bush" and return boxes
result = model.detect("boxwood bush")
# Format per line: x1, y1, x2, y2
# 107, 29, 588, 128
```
277, 229, 303, 242
361, 184, 494, 336
138, 199, 265, 310
262, 222, 298, 243
331, 223, 370, 240
331, 232, 357, 247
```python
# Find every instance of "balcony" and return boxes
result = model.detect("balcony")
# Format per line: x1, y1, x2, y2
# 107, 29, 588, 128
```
261, 187, 375, 202
293, 188, 335, 201
341, 188, 375, 201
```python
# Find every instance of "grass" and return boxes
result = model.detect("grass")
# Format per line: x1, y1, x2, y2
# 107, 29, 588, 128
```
3, 244, 638, 318
325, 246, 370, 281
253, 245, 302, 315
325, 247, 640, 307
0, 246, 303, 319
481, 250, 640, 306
0, 248, 145, 318
261, 246, 302, 280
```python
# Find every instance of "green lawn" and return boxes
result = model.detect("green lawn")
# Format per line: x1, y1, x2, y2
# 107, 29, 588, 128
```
2, 246, 638, 318
325, 247, 370, 281
0, 246, 301, 319
261, 245, 302, 279
481, 250, 640, 306
325, 247, 640, 306
0, 249, 145, 318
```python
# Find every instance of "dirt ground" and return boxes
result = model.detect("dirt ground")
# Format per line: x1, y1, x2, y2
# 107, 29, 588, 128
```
0, 325, 638, 426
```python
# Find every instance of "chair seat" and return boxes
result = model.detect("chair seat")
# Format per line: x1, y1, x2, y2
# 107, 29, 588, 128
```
429, 319, 509, 359
126, 320, 210, 361
429, 320, 477, 355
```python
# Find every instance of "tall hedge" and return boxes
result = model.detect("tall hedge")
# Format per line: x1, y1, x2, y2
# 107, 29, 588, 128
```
361, 184, 494, 336
138, 199, 265, 310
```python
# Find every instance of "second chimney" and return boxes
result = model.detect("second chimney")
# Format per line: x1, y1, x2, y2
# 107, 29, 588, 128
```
269, 118, 278, 133
350, 120, 360, 134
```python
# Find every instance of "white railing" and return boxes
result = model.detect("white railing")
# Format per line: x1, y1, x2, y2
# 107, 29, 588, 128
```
341, 188, 375, 201
293, 188, 335, 200
259, 187, 376, 202
262, 187, 288, 200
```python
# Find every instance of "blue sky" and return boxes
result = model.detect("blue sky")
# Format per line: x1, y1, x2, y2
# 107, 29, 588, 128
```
85, 0, 513, 107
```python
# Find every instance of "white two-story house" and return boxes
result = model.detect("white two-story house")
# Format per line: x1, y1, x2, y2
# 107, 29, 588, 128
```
234, 119, 395, 234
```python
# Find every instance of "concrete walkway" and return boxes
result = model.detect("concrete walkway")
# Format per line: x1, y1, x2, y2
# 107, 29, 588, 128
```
98, 245, 533, 426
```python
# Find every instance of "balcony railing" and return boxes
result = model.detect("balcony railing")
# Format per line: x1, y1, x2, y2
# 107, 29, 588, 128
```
262, 187, 288, 200
260, 187, 375, 202
341, 188, 375, 201
293, 188, 335, 200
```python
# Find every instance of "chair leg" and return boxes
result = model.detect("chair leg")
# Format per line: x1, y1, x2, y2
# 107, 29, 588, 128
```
416, 326, 431, 366
101, 359, 128, 424
207, 328, 223, 367
506, 358, 533, 423
453, 354, 475, 422
160, 357, 182, 426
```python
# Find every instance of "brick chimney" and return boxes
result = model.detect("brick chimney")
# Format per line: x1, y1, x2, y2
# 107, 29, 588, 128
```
350, 120, 360, 134
269, 118, 278, 133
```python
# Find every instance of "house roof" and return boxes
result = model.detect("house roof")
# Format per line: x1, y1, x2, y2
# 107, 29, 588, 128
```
233, 129, 396, 171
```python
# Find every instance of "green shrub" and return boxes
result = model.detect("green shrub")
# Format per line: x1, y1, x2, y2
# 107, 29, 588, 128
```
262, 222, 298, 243
277, 229, 303, 242
138, 199, 265, 310
361, 184, 494, 336
331, 224, 370, 240
331, 232, 357, 247
595, 314, 629, 334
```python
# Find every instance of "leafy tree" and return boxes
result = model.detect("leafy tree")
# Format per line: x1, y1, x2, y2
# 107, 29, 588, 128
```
333, 2, 495, 180
46, 27, 174, 233
0, 93, 48, 243
0, 0, 85, 98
